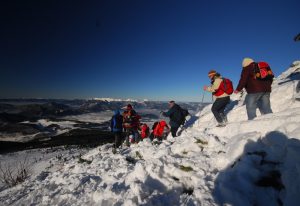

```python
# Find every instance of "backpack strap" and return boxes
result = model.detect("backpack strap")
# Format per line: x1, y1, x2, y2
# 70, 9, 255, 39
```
222, 78, 227, 92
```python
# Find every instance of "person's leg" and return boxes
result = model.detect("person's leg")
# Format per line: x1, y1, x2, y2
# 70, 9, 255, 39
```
125, 129, 130, 146
212, 98, 228, 123
218, 97, 230, 123
171, 126, 179, 137
245, 93, 260, 120
149, 132, 154, 141
114, 132, 118, 149
115, 132, 123, 148
134, 129, 140, 143
257, 92, 273, 115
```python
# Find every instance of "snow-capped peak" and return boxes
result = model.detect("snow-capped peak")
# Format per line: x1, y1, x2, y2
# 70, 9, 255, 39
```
91, 97, 139, 102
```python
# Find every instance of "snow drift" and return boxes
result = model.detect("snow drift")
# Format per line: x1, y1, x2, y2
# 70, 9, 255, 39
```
0, 61, 300, 206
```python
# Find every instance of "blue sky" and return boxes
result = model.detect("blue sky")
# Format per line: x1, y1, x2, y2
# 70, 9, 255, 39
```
0, 0, 299, 102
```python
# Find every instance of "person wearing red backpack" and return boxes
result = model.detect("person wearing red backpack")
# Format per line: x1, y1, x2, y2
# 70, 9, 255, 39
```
204, 70, 231, 127
139, 123, 150, 140
234, 58, 273, 120
152, 120, 170, 140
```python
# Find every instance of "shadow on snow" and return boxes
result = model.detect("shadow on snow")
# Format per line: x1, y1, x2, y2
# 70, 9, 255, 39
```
213, 131, 300, 206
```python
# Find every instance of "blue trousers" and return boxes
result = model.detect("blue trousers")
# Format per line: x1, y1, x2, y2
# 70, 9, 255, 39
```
245, 92, 272, 120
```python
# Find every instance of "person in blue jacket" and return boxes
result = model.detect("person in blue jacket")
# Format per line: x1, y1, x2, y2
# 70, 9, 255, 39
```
110, 110, 124, 150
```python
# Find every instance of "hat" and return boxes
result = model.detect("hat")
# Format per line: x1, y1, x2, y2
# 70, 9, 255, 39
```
126, 104, 132, 110
242, 58, 254, 67
208, 70, 217, 78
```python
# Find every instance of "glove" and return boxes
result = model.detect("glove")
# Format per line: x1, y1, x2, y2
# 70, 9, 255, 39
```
203, 86, 208, 91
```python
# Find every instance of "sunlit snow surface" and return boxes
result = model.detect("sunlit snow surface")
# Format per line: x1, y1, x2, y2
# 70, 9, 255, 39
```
0, 61, 300, 205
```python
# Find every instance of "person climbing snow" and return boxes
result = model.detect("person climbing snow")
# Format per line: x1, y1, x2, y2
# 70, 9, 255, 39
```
203, 70, 231, 127
161, 101, 187, 137
234, 58, 273, 120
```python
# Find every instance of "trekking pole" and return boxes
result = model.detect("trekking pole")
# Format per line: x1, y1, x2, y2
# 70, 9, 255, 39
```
201, 92, 205, 103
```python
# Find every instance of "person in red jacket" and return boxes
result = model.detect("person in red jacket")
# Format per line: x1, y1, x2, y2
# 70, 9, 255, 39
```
139, 123, 150, 140
234, 58, 273, 120
122, 104, 141, 146
204, 70, 230, 127
153, 120, 170, 140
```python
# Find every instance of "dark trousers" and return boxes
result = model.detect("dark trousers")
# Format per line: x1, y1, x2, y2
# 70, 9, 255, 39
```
211, 96, 230, 123
114, 132, 124, 149
171, 126, 179, 137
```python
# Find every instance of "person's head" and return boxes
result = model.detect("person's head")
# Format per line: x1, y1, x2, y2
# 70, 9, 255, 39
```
242, 58, 254, 68
126, 104, 133, 110
168, 100, 175, 108
208, 70, 216, 79
208, 70, 220, 80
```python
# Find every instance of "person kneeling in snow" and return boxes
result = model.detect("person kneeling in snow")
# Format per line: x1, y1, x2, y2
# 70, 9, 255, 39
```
204, 70, 230, 127
152, 120, 170, 141
139, 123, 150, 140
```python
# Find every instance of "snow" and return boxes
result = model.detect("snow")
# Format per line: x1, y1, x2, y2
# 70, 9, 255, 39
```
92, 98, 139, 102
0, 61, 300, 205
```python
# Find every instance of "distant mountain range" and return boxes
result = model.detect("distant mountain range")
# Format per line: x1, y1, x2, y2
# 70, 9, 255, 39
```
0, 99, 208, 123
0, 98, 209, 152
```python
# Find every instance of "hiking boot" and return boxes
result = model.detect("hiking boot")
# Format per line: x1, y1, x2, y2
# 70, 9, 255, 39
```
220, 113, 228, 123
216, 123, 226, 127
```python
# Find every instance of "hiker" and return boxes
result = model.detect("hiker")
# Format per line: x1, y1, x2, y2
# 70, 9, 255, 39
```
161, 101, 187, 137
110, 110, 124, 150
152, 120, 170, 141
203, 70, 231, 127
234, 58, 273, 120
122, 104, 141, 145
149, 121, 159, 141
139, 123, 150, 140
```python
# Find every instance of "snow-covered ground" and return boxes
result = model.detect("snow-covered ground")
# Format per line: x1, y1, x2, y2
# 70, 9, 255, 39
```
0, 61, 300, 205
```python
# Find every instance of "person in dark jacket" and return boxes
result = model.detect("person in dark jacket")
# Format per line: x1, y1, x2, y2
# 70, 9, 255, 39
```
162, 101, 184, 137
110, 110, 124, 150
122, 104, 141, 146
234, 58, 273, 120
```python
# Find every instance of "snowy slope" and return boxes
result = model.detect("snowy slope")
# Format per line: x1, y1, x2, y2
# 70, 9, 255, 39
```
0, 61, 300, 206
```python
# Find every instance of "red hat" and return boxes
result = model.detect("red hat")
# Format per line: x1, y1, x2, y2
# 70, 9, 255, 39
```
126, 104, 132, 110
208, 70, 217, 78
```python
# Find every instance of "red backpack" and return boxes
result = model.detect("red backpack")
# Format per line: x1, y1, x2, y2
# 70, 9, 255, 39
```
140, 124, 149, 139
214, 78, 234, 96
153, 120, 169, 138
254, 62, 274, 80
